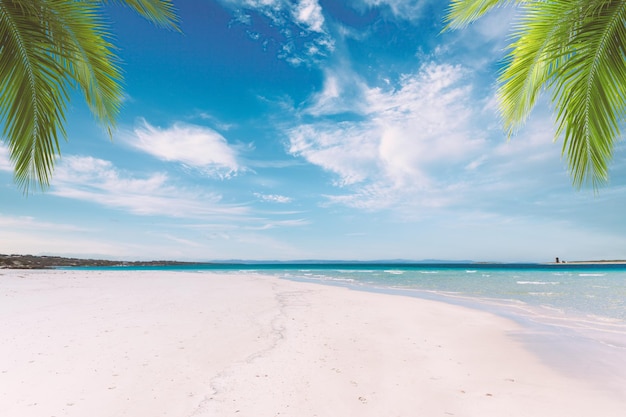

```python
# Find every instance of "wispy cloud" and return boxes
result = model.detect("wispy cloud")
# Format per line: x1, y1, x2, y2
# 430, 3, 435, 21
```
50, 156, 248, 219
356, 0, 434, 20
244, 218, 309, 230
438, 3, 518, 71
193, 112, 236, 131
124, 121, 241, 178
0, 214, 126, 258
303, 66, 369, 116
289, 122, 379, 186
293, 0, 325, 33
289, 61, 486, 209
221, 0, 326, 32
254, 192, 293, 203
219, 0, 334, 64
0, 214, 91, 232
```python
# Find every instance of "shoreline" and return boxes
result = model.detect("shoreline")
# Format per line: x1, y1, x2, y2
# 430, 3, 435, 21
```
1, 269, 624, 416
287, 273, 626, 395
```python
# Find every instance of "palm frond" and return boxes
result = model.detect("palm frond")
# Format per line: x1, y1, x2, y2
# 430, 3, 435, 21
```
0, 0, 71, 191
100, 0, 180, 30
0, 0, 179, 191
498, 1, 583, 135
550, 0, 626, 187
448, 0, 626, 188
46, 1, 123, 130
444, 0, 527, 30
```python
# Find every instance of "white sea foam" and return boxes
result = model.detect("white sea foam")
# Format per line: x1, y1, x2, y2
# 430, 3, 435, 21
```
272, 265, 625, 324
325, 277, 356, 283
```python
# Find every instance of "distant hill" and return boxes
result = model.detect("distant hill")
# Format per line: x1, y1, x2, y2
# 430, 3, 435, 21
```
0, 254, 202, 269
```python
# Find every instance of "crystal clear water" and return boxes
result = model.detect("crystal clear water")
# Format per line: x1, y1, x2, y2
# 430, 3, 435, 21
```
277, 264, 626, 321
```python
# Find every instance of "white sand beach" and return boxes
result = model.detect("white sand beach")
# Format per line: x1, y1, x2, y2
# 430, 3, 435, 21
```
0, 269, 624, 417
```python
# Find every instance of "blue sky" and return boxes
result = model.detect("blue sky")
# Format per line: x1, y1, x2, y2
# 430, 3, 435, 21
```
1, 0, 626, 262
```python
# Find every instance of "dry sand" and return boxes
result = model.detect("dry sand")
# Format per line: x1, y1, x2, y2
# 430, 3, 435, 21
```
0, 269, 624, 416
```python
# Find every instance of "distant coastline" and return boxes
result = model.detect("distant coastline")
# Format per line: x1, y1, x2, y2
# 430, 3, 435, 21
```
0, 254, 204, 269
2, 253, 626, 269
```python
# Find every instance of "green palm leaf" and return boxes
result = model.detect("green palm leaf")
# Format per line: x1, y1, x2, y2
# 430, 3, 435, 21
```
446, 0, 626, 188
444, 0, 527, 30
0, 0, 178, 192
102, 0, 179, 28
552, 1, 626, 187
0, 0, 70, 191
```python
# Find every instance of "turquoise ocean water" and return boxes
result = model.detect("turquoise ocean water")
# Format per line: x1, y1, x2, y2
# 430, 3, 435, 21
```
73, 262, 626, 389
78, 262, 626, 322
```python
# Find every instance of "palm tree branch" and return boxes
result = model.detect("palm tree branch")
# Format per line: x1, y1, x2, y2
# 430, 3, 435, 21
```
44, 2, 123, 130
0, 0, 71, 191
499, 4, 560, 135
444, 0, 528, 30
99, 0, 179, 30
499, 1, 589, 134
0, 0, 178, 191
552, 0, 626, 187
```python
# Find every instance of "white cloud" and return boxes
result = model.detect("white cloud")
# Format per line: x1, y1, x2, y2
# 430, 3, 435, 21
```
304, 68, 368, 116
323, 179, 467, 214
289, 62, 486, 208
218, 0, 334, 64
254, 192, 293, 203
357, 0, 432, 20
245, 218, 309, 229
439, 3, 518, 71
221, 0, 325, 31
126, 121, 240, 178
287, 56, 584, 216
195, 112, 236, 131
289, 123, 379, 186
0, 214, 90, 233
293, 0, 325, 32
51, 156, 248, 219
